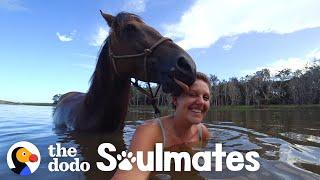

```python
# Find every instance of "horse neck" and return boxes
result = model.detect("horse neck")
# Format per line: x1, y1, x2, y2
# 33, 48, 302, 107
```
85, 77, 130, 131
83, 40, 131, 131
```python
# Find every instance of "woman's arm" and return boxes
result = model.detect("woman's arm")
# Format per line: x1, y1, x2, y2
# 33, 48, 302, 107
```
112, 122, 162, 180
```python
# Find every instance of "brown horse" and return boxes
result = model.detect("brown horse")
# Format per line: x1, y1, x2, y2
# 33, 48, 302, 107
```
53, 11, 196, 132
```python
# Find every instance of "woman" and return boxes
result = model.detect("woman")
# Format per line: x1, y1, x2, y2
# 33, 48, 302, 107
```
112, 72, 211, 180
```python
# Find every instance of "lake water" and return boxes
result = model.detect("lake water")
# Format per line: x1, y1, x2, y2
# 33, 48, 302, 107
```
0, 104, 319, 180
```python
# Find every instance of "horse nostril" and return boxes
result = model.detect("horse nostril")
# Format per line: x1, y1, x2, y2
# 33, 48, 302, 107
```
176, 57, 191, 72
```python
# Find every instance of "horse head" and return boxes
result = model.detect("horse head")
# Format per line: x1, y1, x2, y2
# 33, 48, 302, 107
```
101, 11, 196, 93
53, 11, 197, 132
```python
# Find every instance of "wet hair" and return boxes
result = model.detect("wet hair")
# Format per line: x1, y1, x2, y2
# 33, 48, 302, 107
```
171, 72, 211, 109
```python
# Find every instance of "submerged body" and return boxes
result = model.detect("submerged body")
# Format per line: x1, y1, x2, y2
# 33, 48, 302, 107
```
53, 92, 85, 130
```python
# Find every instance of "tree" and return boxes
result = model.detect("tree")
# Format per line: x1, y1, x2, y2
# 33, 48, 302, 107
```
274, 69, 292, 104
127, 60, 320, 107
209, 74, 219, 106
52, 94, 62, 105
228, 77, 241, 105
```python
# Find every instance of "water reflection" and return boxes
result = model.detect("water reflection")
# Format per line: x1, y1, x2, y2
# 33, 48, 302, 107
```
126, 107, 320, 179
53, 129, 126, 180
207, 109, 320, 177
0, 105, 319, 179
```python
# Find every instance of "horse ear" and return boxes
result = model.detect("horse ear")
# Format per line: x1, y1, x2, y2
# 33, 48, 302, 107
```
100, 10, 115, 27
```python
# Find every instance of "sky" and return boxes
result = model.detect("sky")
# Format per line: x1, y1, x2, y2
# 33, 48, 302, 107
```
0, 0, 320, 103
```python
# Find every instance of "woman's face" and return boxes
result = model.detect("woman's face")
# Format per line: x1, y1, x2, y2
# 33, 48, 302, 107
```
173, 79, 211, 124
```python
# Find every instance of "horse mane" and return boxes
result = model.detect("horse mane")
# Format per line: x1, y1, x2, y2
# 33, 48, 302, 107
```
74, 12, 143, 131
84, 11, 142, 109
85, 38, 113, 109
83, 36, 130, 131
86, 11, 143, 99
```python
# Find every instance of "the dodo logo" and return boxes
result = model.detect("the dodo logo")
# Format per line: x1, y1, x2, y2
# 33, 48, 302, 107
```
7, 141, 41, 176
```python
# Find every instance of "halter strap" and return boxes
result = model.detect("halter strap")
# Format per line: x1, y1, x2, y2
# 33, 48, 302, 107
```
108, 37, 171, 80
110, 37, 170, 59
108, 37, 171, 117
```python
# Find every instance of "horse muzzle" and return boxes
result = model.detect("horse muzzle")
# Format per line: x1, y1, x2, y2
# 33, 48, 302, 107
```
161, 55, 196, 94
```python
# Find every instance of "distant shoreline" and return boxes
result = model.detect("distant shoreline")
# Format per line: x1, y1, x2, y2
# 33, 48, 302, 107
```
1, 100, 319, 109
0, 100, 53, 106
209, 104, 320, 111
129, 104, 320, 112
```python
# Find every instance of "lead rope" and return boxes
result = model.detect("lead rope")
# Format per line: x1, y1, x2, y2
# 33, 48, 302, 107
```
108, 37, 171, 118
148, 82, 161, 117
131, 79, 161, 117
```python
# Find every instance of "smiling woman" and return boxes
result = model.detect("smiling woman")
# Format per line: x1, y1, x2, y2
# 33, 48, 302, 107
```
112, 72, 211, 180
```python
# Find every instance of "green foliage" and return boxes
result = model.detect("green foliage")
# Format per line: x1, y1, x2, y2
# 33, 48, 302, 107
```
52, 94, 62, 105
127, 60, 320, 107
208, 59, 320, 106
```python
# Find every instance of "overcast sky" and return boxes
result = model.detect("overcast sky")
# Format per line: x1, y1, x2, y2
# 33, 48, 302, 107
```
0, 0, 320, 102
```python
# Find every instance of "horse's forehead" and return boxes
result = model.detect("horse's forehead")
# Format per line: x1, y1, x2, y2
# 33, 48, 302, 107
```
115, 14, 142, 24
119, 18, 144, 28
112, 19, 147, 37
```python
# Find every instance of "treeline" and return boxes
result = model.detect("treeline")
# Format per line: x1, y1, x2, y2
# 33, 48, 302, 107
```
52, 59, 319, 107
129, 86, 173, 106
129, 59, 320, 107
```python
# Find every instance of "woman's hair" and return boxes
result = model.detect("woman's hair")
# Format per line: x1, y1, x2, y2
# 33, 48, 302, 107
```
194, 72, 212, 93
171, 72, 211, 109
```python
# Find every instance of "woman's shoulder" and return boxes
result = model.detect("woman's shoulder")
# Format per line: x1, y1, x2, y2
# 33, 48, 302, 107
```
142, 118, 159, 126
199, 123, 211, 140
136, 118, 161, 133
130, 118, 163, 148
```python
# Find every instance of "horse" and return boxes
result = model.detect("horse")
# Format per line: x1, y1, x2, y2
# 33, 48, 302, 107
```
53, 11, 196, 132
